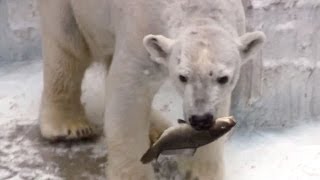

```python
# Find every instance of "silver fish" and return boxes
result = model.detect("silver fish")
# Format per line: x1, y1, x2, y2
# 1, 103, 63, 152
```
140, 116, 236, 164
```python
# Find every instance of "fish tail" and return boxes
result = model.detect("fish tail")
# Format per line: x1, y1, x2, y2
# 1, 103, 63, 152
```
140, 148, 159, 164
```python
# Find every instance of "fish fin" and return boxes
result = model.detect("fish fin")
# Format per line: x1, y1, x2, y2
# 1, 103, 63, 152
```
156, 154, 160, 163
161, 149, 183, 155
140, 148, 158, 164
177, 119, 187, 124
191, 148, 197, 156
162, 149, 197, 156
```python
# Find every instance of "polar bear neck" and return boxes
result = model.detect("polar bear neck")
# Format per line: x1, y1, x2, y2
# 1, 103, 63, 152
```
162, 0, 238, 38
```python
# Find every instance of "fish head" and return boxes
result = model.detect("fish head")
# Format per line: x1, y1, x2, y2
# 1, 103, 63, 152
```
210, 116, 236, 134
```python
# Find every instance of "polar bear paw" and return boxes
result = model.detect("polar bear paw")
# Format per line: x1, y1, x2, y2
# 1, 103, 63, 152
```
40, 108, 97, 141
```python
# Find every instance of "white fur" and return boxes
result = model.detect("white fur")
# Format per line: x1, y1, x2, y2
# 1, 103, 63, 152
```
38, 0, 265, 179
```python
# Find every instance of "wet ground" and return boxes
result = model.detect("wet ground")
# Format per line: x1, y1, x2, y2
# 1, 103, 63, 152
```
0, 60, 319, 180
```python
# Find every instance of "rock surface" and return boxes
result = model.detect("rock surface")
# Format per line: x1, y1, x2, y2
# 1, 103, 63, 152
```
233, 0, 320, 130
0, 0, 40, 66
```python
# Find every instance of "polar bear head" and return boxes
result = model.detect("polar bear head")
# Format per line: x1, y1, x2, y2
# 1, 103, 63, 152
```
143, 26, 265, 130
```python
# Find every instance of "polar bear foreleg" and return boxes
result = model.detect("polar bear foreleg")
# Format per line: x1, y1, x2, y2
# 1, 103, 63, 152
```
104, 53, 156, 180
39, 35, 97, 140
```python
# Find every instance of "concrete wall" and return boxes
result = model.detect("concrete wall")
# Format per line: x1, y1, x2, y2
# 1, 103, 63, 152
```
0, 0, 319, 128
233, 0, 320, 129
0, 0, 41, 66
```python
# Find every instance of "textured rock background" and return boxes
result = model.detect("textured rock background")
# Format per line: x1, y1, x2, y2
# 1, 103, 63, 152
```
233, 0, 320, 130
0, 0, 40, 66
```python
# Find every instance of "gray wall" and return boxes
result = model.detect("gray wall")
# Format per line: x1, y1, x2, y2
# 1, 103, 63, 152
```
0, 0, 41, 66
233, 0, 320, 129
1, 0, 319, 128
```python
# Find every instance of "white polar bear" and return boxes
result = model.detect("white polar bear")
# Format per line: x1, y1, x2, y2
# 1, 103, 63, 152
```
37, 0, 266, 179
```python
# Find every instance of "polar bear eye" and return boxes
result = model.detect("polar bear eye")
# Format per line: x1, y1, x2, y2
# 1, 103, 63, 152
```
217, 76, 229, 84
179, 75, 188, 83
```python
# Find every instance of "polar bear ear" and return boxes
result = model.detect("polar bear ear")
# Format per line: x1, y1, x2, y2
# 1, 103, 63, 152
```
238, 31, 266, 64
143, 34, 175, 66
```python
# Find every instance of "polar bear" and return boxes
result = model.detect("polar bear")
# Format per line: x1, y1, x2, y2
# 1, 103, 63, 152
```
38, 0, 265, 179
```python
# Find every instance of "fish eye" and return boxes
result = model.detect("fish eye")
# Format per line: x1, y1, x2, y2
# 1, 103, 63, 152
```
179, 75, 188, 83
217, 76, 229, 85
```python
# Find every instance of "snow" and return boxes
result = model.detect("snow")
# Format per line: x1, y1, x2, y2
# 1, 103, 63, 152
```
225, 126, 320, 180
274, 21, 296, 32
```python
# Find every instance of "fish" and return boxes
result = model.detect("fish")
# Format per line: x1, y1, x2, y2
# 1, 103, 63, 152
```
140, 116, 236, 164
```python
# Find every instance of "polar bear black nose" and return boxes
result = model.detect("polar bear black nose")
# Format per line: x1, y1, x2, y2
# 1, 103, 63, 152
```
189, 113, 214, 131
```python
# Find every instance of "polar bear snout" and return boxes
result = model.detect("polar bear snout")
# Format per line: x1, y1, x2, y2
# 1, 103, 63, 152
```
189, 113, 214, 131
